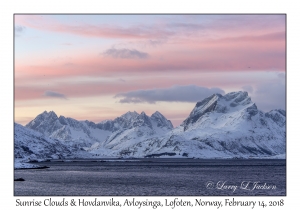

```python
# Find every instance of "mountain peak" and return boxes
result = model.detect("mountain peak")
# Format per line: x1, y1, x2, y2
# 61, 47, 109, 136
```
223, 91, 249, 102
28, 110, 58, 123
48, 110, 58, 118
121, 111, 139, 120
182, 93, 220, 130
26, 110, 60, 135
151, 111, 163, 117
150, 111, 173, 129
39, 110, 58, 118
181, 91, 254, 131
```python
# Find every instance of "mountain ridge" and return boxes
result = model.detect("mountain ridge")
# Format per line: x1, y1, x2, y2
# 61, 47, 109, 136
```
17, 91, 285, 159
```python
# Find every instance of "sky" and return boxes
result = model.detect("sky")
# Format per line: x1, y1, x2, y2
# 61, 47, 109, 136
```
14, 14, 286, 127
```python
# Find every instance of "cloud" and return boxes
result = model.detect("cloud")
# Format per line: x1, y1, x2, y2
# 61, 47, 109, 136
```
15, 15, 285, 42
15, 15, 173, 40
61, 43, 72, 46
15, 25, 25, 37
242, 85, 253, 93
250, 73, 286, 111
63, 62, 74, 66
118, 78, 126, 82
278, 72, 285, 79
15, 29, 285, 83
43, 91, 67, 99
147, 39, 166, 47
114, 85, 225, 104
103, 48, 149, 59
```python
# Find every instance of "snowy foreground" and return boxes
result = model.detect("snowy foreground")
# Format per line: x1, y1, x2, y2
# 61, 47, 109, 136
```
14, 91, 286, 168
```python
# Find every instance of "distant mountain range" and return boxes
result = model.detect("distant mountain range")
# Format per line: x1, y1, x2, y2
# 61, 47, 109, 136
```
15, 91, 286, 162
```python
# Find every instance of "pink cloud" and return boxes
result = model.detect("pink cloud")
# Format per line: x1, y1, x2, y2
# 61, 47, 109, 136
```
15, 15, 172, 40
15, 69, 272, 102
15, 16, 285, 102
16, 39, 285, 81
15, 86, 44, 100
15, 15, 285, 42
15, 15, 285, 80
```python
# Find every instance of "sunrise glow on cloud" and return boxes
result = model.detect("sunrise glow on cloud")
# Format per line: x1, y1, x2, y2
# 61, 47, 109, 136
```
14, 14, 286, 126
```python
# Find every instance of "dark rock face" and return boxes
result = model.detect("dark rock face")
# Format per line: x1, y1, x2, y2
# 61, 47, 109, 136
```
184, 101, 217, 129
265, 109, 286, 127
133, 112, 153, 128
246, 104, 258, 119
182, 94, 220, 131
96, 120, 114, 131
223, 91, 247, 101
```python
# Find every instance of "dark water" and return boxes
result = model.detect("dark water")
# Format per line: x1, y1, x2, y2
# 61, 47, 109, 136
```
14, 159, 286, 196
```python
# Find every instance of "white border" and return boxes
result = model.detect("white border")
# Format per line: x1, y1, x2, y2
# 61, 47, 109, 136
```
2, 0, 298, 209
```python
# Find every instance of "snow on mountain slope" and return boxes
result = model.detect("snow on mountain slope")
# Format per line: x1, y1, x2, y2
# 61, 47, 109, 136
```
14, 123, 73, 162
26, 111, 112, 148
89, 111, 174, 157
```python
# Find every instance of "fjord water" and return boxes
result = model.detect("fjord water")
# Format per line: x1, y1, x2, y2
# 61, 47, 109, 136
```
14, 159, 285, 196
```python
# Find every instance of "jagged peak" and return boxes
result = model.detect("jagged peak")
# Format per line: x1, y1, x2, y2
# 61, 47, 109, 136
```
181, 91, 255, 130
223, 91, 249, 101
37, 110, 50, 117
47, 110, 57, 117
32, 110, 58, 121
267, 109, 286, 117
265, 109, 286, 127
182, 94, 219, 130
224, 90, 247, 96
265, 109, 286, 119
214, 93, 223, 97
120, 111, 139, 121
247, 103, 257, 110
98, 119, 112, 124
38, 110, 58, 118
58, 115, 68, 125
138, 111, 150, 120
150, 111, 173, 129
151, 111, 164, 117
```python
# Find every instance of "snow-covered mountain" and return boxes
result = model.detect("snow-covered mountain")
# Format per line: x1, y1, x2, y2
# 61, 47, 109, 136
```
144, 91, 285, 158
26, 111, 112, 148
19, 91, 286, 159
89, 91, 286, 158
14, 123, 73, 162
25, 110, 173, 154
